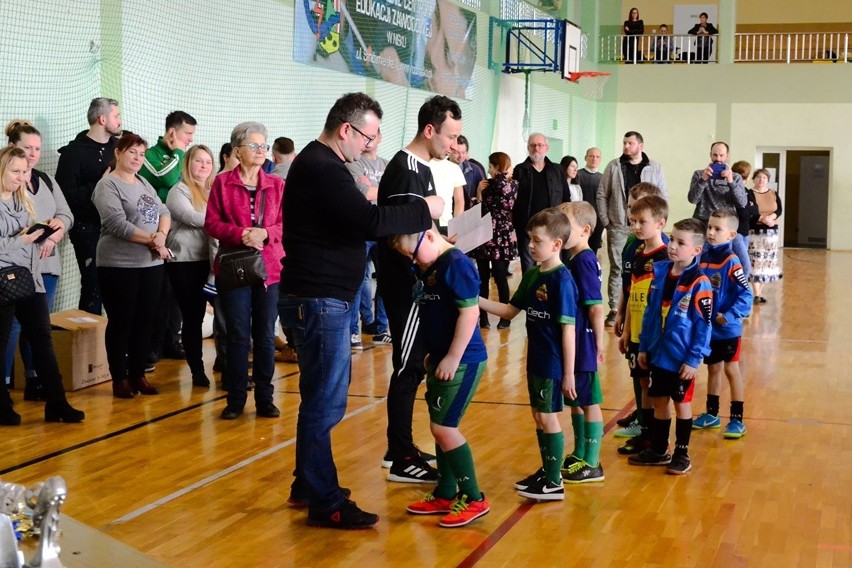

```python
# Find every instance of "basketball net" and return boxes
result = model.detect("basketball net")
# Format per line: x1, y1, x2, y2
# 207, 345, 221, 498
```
568, 71, 611, 100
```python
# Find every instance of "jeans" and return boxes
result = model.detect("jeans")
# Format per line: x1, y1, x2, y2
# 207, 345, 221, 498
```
351, 242, 388, 335
69, 225, 102, 315
167, 261, 209, 375
218, 282, 278, 409
732, 234, 752, 279
280, 296, 353, 512
4, 274, 58, 382
516, 228, 534, 273
605, 226, 631, 311
99, 266, 164, 381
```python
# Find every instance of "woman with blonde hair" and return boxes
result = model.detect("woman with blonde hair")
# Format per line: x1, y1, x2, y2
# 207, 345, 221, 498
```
0, 146, 84, 424
3, 120, 74, 400
166, 145, 216, 387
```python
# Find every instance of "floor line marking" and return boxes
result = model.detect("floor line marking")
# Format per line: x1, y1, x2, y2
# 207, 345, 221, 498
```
107, 397, 387, 527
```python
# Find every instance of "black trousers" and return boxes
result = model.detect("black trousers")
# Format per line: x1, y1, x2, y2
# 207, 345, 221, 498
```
69, 225, 102, 315
477, 258, 510, 321
0, 292, 68, 403
151, 273, 182, 356
167, 260, 209, 375
383, 287, 427, 459
98, 265, 163, 381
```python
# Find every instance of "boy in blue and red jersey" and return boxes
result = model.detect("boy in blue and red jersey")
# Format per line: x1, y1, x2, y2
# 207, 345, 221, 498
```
694, 208, 752, 438
630, 218, 713, 475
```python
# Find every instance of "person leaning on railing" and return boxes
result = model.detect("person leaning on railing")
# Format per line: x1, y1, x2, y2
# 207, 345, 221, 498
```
688, 12, 718, 63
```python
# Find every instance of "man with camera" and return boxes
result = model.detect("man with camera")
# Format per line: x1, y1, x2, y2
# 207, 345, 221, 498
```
688, 141, 747, 224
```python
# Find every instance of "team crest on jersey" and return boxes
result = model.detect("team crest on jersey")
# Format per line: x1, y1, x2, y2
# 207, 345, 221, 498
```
426, 273, 437, 287
644, 259, 654, 272
678, 293, 691, 312
535, 284, 548, 302
710, 273, 722, 289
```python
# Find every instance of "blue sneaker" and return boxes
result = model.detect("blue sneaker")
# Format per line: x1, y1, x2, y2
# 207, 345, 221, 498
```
723, 419, 747, 439
614, 419, 641, 438
692, 412, 721, 429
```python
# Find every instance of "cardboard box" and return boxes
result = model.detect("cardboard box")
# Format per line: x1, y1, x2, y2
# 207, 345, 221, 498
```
49, 310, 111, 391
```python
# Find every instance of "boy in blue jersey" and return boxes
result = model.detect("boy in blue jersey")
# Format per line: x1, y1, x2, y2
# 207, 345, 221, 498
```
612, 184, 667, 439
557, 202, 606, 483
480, 208, 577, 501
694, 208, 752, 438
630, 218, 714, 475
392, 224, 490, 528
616, 195, 670, 456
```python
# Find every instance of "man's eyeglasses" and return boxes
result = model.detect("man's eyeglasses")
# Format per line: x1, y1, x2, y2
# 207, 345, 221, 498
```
242, 143, 270, 152
350, 124, 377, 146
528, 143, 548, 149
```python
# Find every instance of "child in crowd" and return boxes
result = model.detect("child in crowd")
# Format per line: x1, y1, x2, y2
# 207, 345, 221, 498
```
393, 225, 490, 528
616, 195, 670, 457
630, 218, 713, 474
694, 208, 752, 438
612, 183, 667, 437
557, 202, 606, 483
480, 208, 577, 500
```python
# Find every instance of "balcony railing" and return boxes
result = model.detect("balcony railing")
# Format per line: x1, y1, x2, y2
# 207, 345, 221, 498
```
600, 34, 717, 64
600, 32, 851, 64
735, 33, 850, 63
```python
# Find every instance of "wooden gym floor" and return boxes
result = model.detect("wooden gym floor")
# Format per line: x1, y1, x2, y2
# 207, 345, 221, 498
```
1, 248, 850, 567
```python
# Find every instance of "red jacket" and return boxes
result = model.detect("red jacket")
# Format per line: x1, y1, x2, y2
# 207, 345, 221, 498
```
205, 167, 285, 286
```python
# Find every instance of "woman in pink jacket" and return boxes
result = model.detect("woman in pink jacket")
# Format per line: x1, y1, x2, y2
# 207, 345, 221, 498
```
205, 122, 284, 420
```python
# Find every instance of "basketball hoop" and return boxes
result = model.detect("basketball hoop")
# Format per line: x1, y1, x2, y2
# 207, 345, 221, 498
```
567, 71, 611, 100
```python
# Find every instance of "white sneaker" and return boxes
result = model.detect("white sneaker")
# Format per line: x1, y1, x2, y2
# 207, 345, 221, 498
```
350, 333, 363, 351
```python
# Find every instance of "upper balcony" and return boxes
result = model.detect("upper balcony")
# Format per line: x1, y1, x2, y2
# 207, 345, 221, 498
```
600, 32, 851, 64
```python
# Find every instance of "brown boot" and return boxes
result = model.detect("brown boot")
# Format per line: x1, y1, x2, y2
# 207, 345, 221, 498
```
113, 379, 135, 399
129, 375, 159, 395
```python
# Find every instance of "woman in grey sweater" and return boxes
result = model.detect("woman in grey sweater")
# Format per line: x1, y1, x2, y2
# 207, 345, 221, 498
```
92, 133, 171, 399
3, 120, 74, 400
0, 147, 84, 424
166, 145, 216, 388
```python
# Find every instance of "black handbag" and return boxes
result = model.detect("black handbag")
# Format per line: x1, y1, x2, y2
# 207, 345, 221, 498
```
0, 265, 36, 306
216, 189, 268, 291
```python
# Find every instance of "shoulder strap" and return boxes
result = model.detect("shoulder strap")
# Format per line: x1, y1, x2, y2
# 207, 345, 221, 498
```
34, 169, 54, 192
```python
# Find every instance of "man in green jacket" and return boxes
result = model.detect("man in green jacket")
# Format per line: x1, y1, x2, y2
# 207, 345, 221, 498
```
140, 111, 197, 201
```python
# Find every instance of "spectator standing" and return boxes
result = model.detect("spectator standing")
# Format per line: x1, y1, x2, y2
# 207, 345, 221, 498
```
688, 12, 718, 63
687, 142, 748, 274
91, 133, 170, 399
140, 111, 198, 364
512, 133, 570, 273
622, 7, 644, 63
55, 97, 122, 314
576, 147, 604, 251
596, 131, 667, 326
205, 122, 284, 420
471, 151, 517, 329
346, 130, 390, 345
653, 24, 673, 63
3, 121, 73, 400
747, 169, 783, 303
270, 137, 296, 180
450, 135, 485, 212
165, 145, 216, 388
0, 147, 85, 425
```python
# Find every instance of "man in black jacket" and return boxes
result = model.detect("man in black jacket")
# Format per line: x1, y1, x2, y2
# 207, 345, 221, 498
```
512, 133, 570, 273
55, 97, 122, 314
279, 92, 443, 530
